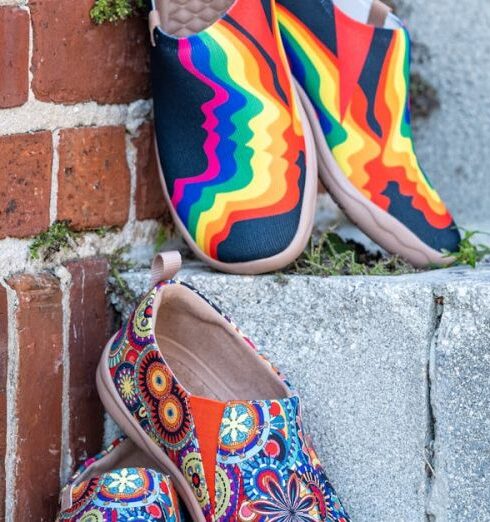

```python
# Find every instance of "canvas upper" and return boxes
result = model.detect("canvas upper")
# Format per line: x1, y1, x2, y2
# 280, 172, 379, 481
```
276, 0, 461, 254
150, 0, 310, 264
105, 279, 350, 521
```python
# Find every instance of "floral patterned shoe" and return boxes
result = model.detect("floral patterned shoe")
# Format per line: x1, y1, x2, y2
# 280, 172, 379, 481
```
146, 0, 317, 274
96, 252, 350, 521
57, 436, 186, 521
276, 0, 461, 267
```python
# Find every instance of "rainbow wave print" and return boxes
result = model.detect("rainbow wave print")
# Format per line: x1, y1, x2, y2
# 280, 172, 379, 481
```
277, 0, 458, 251
154, 0, 306, 263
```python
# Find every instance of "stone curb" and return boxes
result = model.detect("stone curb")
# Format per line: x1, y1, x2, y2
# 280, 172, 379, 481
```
109, 264, 490, 521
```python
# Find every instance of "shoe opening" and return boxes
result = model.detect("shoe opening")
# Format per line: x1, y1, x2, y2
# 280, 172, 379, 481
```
153, 284, 290, 402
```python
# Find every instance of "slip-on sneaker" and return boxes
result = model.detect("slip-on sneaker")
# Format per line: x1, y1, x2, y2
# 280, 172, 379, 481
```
96, 252, 350, 521
276, 0, 461, 267
57, 435, 186, 521
147, 0, 317, 274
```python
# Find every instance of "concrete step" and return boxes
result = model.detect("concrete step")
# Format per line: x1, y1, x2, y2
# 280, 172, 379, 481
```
108, 264, 490, 522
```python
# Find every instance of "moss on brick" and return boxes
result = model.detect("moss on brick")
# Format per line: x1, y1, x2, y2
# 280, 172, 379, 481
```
107, 247, 137, 304
90, 0, 146, 23
29, 221, 79, 261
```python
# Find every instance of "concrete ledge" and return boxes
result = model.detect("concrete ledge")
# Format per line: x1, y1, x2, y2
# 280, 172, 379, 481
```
110, 264, 490, 522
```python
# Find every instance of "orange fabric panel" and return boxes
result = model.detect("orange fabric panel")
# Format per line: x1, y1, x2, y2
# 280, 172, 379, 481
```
189, 395, 226, 516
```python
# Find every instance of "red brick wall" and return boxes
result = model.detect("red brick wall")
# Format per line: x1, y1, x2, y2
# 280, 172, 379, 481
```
0, 2, 169, 520
0, 1, 168, 241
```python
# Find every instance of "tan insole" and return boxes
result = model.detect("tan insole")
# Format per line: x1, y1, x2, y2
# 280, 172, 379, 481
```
156, 0, 235, 37
154, 285, 289, 402
163, 338, 236, 400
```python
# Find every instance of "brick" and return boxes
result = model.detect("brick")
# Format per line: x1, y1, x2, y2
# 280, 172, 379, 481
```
57, 126, 130, 230
133, 122, 170, 221
0, 131, 52, 240
8, 273, 63, 522
30, 0, 150, 104
66, 258, 110, 467
0, 7, 29, 109
0, 286, 7, 521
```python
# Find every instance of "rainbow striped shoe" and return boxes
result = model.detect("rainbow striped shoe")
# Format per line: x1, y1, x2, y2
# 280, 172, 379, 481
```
148, 0, 317, 274
276, 0, 461, 267
57, 436, 187, 521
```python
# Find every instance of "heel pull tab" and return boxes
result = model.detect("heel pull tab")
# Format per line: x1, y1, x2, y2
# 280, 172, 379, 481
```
148, 0, 161, 47
368, 0, 392, 27
151, 251, 182, 286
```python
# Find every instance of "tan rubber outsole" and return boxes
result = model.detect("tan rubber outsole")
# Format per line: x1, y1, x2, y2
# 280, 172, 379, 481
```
154, 80, 318, 275
96, 335, 206, 522
295, 83, 453, 268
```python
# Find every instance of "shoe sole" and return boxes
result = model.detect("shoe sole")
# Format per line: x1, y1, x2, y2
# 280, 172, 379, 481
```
154, 80, 318, 275
96, 335, 207, 522
295, 83, 454, 268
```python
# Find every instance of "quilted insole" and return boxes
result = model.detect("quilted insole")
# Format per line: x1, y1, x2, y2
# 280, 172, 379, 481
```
157, 0, 235, 37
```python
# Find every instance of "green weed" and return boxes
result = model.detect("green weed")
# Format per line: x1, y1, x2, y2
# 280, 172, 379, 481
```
445, 229, 490, 268
90, 0, 146, 24
108, 247, 137, 302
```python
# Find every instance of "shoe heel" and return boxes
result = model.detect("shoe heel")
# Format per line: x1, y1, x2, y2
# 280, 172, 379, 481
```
96, 336, 206, 522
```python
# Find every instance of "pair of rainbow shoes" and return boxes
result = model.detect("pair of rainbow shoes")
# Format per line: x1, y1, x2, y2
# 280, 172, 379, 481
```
58, 0, 459, 520
149, 0, 459, 274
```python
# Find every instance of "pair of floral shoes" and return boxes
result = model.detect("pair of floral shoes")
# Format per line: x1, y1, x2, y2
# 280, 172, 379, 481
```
57, 252, 350, 521
149, 0, 460, 274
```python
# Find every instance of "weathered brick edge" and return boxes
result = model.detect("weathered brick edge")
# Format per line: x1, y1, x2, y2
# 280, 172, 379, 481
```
0, 258, 111, 521
0, 285, 8, 521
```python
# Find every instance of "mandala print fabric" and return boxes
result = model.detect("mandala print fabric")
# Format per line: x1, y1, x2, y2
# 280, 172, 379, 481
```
58, 466, 182, 521
108, 280, 350, 521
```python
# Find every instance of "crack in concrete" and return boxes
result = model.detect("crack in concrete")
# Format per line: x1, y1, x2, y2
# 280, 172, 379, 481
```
425, 293, 445, 522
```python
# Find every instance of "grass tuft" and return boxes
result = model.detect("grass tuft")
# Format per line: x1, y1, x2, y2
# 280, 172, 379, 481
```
90, 0, 146, 24
289, 231, 415, 277
287, 227, 490, 278
444, 229, 490, 268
